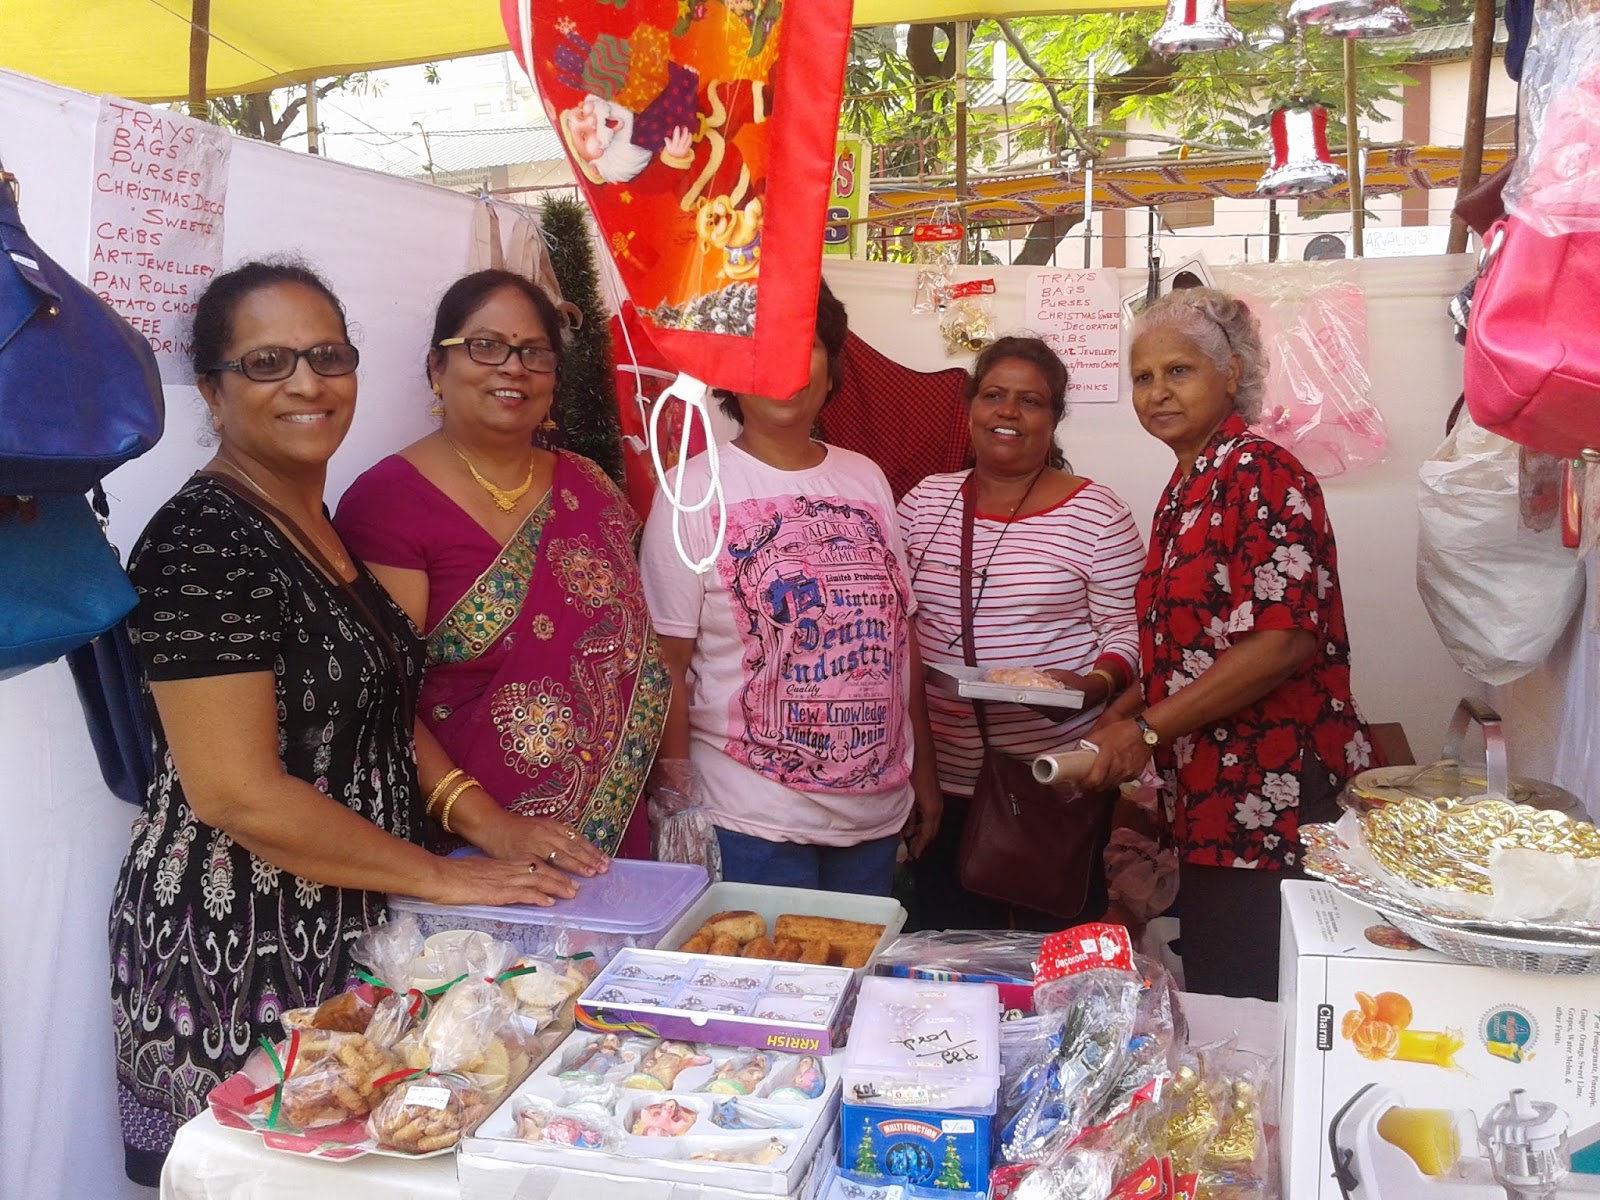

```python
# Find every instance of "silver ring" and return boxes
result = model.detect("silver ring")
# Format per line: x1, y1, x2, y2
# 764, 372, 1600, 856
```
527, 863, 537, 875
546, 849, 558, 865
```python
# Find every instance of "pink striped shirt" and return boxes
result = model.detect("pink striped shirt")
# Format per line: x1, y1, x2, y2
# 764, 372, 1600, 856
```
898, 472, 1145, 796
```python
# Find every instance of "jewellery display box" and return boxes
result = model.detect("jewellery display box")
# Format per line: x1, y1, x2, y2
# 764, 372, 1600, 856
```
389, 857, 709, 968
575, 947, 858, 1057
459, 1025, 844, 1197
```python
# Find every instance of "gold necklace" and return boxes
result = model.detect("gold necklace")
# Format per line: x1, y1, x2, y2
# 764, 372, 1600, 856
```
216, 455, 353, 576
445, 436, 536, 512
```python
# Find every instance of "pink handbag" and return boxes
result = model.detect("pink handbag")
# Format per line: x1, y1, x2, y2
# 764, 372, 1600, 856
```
1463, 217, 1600, 457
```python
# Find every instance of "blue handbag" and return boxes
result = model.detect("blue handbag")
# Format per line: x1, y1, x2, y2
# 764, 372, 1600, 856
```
0, 490, 138, 681
0, 165, 164, 494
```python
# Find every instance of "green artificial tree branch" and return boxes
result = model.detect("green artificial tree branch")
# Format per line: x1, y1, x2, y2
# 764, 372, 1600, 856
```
540, 194, 627, 489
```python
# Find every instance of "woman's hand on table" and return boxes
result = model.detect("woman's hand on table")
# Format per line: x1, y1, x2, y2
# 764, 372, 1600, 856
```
1080, 718, 1153, 792
423, 850, 589, 907
476, 807, 610, 881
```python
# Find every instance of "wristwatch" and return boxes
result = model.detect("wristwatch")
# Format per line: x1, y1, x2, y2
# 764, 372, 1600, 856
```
1133, 716, 1161, 748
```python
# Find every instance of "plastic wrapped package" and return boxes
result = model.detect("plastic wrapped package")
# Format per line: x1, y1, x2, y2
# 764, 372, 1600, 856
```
876, 929, 1044, 986
1217, 263, 1386, 478
999, 927, 1147, 1164
646, 758, 723, 881
1502, 0, 1600, 236
251, 1027, 405, 1130
940, 279, 998, 354
367, 939, 537, 1153
911, 209, 964, 314
514, 1095, 622, 1150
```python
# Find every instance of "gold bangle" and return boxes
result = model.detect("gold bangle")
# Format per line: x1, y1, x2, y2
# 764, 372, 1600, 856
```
437, 778, 479, 834
1087, 668, 1119, 696
426, 767, 466, 817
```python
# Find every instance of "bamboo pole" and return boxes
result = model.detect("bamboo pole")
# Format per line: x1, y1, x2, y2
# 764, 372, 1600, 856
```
187, 0, 210, 119
1343, 39, 1363, 257
1447, 0, 1497, 254
954, 21, 969, 264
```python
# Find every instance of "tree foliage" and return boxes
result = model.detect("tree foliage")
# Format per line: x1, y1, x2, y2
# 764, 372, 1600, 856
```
207, 74, 378, 144
845, 4, 1462, 262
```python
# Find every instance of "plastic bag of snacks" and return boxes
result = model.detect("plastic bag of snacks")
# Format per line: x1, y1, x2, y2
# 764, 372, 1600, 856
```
367, 939, 536, 1152
248, 1026, 405, 1131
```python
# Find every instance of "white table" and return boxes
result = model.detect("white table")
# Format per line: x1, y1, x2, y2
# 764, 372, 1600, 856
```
161, 1113, 457, 1200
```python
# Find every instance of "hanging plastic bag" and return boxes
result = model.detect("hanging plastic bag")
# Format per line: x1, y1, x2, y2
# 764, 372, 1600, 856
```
1416, 414, 1583, 684
646, 758, 723, 882
1501, 0, 1600, 237
503, 0, 853, 401
1220, 264, 1388, 478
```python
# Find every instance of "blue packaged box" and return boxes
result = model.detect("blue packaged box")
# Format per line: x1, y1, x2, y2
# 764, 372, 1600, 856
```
839, 1100, 994, 1192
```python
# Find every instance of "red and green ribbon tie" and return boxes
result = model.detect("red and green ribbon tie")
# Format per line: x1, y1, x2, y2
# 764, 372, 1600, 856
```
355, 970, 431, 1019
492, 964, 540, 986
241, 1027, 301, 1129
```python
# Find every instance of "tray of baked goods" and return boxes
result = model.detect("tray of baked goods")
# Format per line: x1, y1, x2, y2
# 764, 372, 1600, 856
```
656, 883, 907, 976
207, 918, 581, 1160
460, 1026, 841, 1195
925, 662, 1086, 710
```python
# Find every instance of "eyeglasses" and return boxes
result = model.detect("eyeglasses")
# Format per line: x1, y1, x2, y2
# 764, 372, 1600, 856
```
209, 343, 360, 382
437, 337, 558, 374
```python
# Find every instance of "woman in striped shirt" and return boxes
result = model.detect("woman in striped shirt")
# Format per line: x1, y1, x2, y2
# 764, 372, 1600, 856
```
898, 336, 1145, 931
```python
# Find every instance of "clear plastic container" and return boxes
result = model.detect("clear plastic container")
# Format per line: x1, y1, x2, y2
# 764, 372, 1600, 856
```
389, 858, 709, 968
841, 977, 1001, 1113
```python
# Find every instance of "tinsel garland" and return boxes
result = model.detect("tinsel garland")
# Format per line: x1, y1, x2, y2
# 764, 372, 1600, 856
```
541, 194, 626, 488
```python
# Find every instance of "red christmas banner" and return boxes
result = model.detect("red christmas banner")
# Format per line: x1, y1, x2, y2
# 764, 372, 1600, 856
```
503, 0, 853, 400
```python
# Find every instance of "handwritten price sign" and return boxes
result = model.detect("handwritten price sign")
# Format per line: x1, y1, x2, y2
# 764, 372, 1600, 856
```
87, 98, 231, 383
1024, 269, 1123, 405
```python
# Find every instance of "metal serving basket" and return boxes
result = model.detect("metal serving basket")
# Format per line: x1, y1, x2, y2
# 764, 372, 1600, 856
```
1378, 910, 1600, 976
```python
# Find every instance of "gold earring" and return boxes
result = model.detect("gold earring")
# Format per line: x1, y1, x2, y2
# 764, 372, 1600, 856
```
429, 381, 444, 417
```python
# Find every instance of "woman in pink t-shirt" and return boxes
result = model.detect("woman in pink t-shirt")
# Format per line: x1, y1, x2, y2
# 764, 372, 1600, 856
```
640, 283, 943, 895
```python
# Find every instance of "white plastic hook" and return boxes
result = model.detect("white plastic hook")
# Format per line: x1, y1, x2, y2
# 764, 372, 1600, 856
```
648, 373, 725, 575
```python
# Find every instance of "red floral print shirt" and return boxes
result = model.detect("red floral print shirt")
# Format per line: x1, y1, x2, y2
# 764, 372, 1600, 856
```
1136, 414, 1380, 870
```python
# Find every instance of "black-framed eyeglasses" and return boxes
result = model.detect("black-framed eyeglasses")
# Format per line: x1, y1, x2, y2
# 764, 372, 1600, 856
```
437, 337, 558, 374
209, 343, 360, 382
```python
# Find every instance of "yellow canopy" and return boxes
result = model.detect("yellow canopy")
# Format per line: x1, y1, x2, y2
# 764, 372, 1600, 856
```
0, 1, 1155, 104
867, 145, 1514, 224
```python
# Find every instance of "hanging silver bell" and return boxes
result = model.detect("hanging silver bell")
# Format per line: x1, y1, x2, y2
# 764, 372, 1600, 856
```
1256, 103, 1348, 197
1326, 4, 1415, 38
1151, 0, 1244, 55
1287, 0, 1384, 27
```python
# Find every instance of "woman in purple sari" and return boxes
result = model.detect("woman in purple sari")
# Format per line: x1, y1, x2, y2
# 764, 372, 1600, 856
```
338, 270, 667, 894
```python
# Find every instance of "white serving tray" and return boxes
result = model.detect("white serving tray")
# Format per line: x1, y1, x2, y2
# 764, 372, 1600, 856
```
925, 663, 1086, 710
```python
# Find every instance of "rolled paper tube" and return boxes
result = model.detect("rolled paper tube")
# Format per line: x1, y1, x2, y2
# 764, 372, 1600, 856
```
1394, 1028, 1465, 1068
1031, 749, 1099, 785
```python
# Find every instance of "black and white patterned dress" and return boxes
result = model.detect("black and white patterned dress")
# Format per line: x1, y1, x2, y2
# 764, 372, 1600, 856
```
108, 476, 426, 1182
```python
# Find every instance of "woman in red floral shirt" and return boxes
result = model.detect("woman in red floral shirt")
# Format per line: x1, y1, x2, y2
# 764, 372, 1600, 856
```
1084, 287, 1380, 1000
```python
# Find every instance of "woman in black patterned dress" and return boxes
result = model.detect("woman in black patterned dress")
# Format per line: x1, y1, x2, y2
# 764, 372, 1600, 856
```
108, 261, 558, 1184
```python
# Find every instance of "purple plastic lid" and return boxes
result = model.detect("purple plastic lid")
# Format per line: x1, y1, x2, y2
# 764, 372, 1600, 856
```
392, 857, 709, 936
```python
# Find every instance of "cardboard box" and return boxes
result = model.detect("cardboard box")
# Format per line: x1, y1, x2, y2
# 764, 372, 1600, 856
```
839, 1100, 994, 1192
575, 947, 857, 1056
1279, 881, 1600, 1199
460, 1027, 844, 1197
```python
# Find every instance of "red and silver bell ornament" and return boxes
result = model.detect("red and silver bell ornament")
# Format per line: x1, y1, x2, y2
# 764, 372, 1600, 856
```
1326, 4, 1415, 38
1151, 0, 1244, 55
1255, 103, 1349, 196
